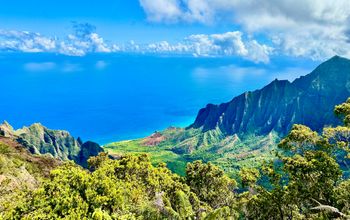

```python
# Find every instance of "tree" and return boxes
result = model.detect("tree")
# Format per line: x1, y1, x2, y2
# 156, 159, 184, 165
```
186, 160, 237, 211
2, 154, 241, 219
242, 98, 350, 219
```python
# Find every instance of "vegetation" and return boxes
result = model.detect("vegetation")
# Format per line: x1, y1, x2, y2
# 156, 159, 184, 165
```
0, 153, 238, 219
104, 140, 189, 176
2, 99, 350, 219
105, 130, 279, 178
237, 98, 350, 219
0, 137, 61, 215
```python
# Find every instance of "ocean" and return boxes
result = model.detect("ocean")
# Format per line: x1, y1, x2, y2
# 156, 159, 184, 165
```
0, 53, 318, 144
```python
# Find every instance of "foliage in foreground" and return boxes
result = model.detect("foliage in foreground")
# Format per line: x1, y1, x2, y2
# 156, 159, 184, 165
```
239, 99, 350, 219
1, 153, 238, 219
3, 99, 350, 219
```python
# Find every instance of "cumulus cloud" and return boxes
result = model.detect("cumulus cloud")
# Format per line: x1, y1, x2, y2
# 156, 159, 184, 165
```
0, 30, 56, 53
187, 32, 274, 63
139, 0, 350, 60
0, 22, 114, 56
59, 22, 112, 56
139, 0, 350, 28
144, 31, 273, 63
0, 25, 272, 63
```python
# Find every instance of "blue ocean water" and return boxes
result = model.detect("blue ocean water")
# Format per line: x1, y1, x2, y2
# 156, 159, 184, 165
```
0, 53, 318, 144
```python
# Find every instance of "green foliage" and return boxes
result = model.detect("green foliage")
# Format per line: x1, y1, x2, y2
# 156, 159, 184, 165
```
204, 206, 237, 220
186, 160, 236, 209
105, 131, 279, 178
333, 179, 350, 216
278, 124, 320, 153
0, 139, 60, 217
239, 167, 260, 188
1, 154, 239, 219
335, 98, 350, 127
240, 98, 350, 219
104, 139, 190, 175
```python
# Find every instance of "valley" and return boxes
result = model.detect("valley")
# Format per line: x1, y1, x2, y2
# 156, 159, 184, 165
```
106, 56, 350, 176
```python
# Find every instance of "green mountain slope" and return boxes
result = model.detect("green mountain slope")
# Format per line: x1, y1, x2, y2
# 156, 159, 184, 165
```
191, 55, 350, 136
0, 121, 103, 167
106, 56, 350, 176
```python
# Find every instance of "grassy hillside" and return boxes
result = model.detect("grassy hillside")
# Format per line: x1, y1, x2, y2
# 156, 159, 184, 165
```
104, 128, 280, 177
105, 139, 190, 175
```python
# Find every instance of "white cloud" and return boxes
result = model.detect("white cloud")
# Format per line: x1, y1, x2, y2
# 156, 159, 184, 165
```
272, 27, 350, 60
0, 24, 273, 62
59, 23, 111, 56
139, 0, 350, 60
0, 23, 113, 56
211, 32, 248, 56
139, 0, 182, 22
0, 30, 56, 53
0, 24, 271, 63
139, 0, 350, 27
143, 31, 272, 63
139, 0, 227, 23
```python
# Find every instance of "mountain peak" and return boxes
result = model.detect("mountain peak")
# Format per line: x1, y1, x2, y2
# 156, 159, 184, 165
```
1, 120, 13, 129
0, 120, 14, 137
329, 55, 346, 60
319, 55, 350, 68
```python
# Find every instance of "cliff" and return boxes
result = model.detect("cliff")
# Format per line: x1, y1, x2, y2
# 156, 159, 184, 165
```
190, 56, 350, 136
0, 122, 103, 167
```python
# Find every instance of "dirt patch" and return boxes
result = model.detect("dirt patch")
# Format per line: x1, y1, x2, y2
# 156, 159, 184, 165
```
142, 132, 166, 146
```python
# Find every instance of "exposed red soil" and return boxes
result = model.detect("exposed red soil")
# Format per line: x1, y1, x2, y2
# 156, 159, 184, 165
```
142, 132, 166, 146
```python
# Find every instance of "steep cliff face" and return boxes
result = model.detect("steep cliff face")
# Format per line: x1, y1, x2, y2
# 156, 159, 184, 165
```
0, 122, 103, 167
14, 123, 82, 160
191, 56, 350, 136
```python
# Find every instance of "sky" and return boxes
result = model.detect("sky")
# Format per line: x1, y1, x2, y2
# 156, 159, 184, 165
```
0, 0, 350, 63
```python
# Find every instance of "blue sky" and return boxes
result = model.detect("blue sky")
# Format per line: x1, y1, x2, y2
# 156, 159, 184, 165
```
0, 0, 228, 42
0, 0, 350, 64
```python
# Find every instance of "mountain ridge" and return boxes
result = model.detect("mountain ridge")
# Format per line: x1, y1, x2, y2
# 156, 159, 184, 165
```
105, 55, 350, 176
190, 55, 350, 137
0, 121, 103, 167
